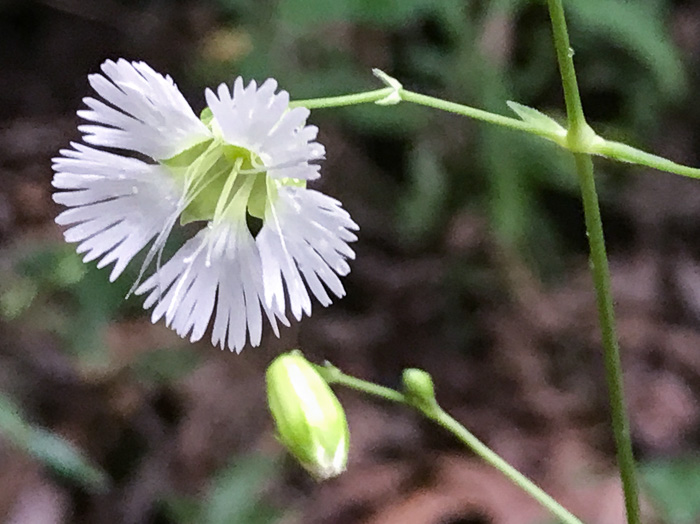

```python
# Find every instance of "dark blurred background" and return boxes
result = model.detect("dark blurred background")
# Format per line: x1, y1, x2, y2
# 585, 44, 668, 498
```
1, 0, 700, 522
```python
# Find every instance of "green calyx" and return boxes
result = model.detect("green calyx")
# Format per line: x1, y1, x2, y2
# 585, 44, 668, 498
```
162, 104, 310, 228
266, 351, 349, 480
162, 140, 271, 225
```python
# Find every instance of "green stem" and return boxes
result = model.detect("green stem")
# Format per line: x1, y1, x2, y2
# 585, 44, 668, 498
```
322, 367, 405, 403
432, 408, 582, 524
573, 154, 641, 524
547, 0, 587, 137
547, 1, 641, 522
290, 87, 395, 109
291, 86, 564, 144
291, 74, 700, 180
318, 366, 584, 524
398, 90, 559, 141
594, 139, 700, 179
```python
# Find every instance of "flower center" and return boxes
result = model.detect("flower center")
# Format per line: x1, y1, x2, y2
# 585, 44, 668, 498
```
162, 140, 269, 226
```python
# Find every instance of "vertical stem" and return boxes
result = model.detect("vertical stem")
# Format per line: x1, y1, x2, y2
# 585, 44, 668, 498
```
546, 1, 641, 522
573, 154, 641, 524
546, 0, 587, 136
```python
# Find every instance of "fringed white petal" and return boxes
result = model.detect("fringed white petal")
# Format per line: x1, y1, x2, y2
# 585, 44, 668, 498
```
205, 78, 325, 180
256, 186, 359, 321
135, 220, 289, 353
52, 143, 183, 281
78, 59, 211, 160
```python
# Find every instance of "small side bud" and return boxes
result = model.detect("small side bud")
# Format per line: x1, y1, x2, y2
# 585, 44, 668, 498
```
266, 351, 349, 480
402, 368, 439, 416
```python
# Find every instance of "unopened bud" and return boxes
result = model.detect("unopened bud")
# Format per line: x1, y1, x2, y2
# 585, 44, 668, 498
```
266, 351, 349, 480
402, 368, 439, 416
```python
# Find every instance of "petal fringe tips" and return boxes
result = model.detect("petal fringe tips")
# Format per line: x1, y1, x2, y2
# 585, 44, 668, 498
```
52, 59, 358, 353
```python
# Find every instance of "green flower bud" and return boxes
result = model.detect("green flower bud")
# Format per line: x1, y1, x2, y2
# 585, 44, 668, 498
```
402, 368, 439, 416
266, 351, 349, 480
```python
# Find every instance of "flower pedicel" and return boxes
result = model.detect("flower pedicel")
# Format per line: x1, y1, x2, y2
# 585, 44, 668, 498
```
52, 59, 358, 353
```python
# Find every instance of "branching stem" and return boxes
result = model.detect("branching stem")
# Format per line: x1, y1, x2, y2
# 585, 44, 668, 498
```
316, 364, 584, 524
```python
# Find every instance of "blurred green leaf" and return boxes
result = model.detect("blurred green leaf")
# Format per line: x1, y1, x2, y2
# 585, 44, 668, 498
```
0, 394, 30, 441
397, 141, 448, 245
0, 393, 109, 492
64, 262, 127, 367
341, 102, 430, 135
2, 243, 119, 365
568, 0, 686, 99
0, 276, 38, 320
345, 0, 436, 28
1, 245, 87, 320
278, 0, 441, 30
162, 454, 281, 524
17, 244, 86, 288
642, 456, 700, 524
161, 495, 202, 523
28, 430, 109, 492
277, 0, 349, 30
203, 454, 281, 524
51, 249, 88, 287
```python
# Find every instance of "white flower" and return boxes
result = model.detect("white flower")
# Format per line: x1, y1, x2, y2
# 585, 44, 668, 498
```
53, 59, 358, 353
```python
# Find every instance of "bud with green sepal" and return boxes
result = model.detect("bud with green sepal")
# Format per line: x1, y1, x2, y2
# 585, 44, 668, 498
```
266, 351, 349, 480
402, 368, 441, 418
